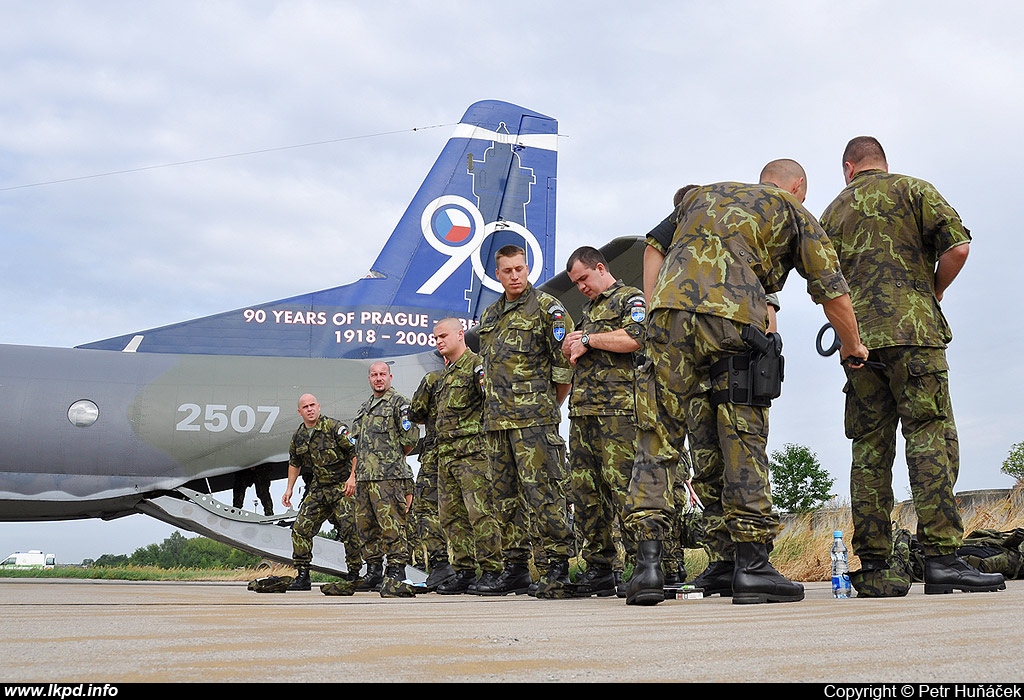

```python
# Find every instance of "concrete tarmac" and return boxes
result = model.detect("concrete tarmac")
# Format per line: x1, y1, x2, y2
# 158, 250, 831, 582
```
2, 577, 1023, 684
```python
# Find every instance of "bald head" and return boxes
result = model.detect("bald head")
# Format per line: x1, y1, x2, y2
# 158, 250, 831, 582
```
759, 158, 807, 203
297, 393, 320, 427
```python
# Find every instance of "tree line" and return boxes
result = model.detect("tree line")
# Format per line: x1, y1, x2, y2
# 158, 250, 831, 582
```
89, 531, 260, 569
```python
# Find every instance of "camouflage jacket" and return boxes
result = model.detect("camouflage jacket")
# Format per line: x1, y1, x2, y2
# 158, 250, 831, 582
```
352, 387, 418, 481
648, 182, 850, 329
819, 169, 971, 349
288, 415, 356, 488
408, 369, 442, 466
568, 280, 645, 418
434, 348, 486, 440
478, 283, 575, 431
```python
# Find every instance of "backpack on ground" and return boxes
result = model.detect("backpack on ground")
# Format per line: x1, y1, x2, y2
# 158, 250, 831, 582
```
956, 527, 1024, 580
896, 526, 1024, 581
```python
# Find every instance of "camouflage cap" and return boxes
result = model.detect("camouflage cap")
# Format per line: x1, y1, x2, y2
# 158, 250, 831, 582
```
248, 575, 294, 593
320, 580, 355, 596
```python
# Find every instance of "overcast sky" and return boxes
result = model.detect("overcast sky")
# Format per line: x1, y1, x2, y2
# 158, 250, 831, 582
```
3, 1, 1023, 564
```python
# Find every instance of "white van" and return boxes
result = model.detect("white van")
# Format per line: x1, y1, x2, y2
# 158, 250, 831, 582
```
0, 550, 56, 569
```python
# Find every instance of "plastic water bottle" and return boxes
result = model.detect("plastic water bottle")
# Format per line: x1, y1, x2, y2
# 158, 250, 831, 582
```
831, 530, 851, 599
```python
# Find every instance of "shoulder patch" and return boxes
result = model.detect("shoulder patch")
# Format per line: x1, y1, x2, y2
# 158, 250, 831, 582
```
337, 423, 356, 445
548, 303, 566, 342
628, 295, 647, 323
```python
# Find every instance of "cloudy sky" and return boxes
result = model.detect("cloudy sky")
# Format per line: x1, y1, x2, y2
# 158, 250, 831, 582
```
3, 1, 1023, 564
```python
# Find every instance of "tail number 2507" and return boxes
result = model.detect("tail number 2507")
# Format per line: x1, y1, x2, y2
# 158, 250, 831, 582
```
176, 404, 281, 433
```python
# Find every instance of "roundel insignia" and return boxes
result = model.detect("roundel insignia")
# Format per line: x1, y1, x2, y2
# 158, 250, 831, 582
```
432, 205, 473, 245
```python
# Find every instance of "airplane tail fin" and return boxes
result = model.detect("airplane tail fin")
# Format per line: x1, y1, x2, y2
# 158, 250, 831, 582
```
79, 100, 559, 359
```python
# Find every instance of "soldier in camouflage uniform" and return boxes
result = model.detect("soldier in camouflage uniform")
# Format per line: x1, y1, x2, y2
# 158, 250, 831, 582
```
819, 136, 1004, 596
408, 368, 456, 591
281, 393, 357, 591
686, 161, 807, 596
560, 246, 645, 598
420, 317, 505, 595
350, 361, 421, 598
232, 464, 274, 516
625, 173, 869, 606
476, 244, 577, 599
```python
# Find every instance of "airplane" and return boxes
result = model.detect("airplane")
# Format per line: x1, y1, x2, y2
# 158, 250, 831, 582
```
0, 99, 646, 577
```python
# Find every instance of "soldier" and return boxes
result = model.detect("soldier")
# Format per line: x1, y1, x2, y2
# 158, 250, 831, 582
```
281, 394, 357, 591
349, 361, 420, 598
407, 368, 457, 591
232, 464, 274, 516
475, 244, 577, 598
560, 246, 645, 598
687, 160, 807, 596
423, 317, 505, 595
625, 171, 869, 606
819, 136, 1004, 596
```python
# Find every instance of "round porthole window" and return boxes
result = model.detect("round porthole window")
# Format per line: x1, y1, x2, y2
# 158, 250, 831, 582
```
68, 400, 99, 427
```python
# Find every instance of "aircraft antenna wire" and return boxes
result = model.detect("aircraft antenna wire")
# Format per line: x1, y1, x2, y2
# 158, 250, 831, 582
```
1, 123, 453, 192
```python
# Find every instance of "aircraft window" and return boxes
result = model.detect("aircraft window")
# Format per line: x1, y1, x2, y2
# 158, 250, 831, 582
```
68, 400, 99, 428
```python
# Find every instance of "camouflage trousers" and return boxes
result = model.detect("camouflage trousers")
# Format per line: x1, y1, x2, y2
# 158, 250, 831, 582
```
355, 478, 412, 567
332, 493, 364, 574
487, 425, 575, 565
568, 414, 636, 569
292, 481, 361, 571
437, 434, 503, 573
413, 454, 447, 563
663, 447, 700, 570
299, 476, 363, 573
625, 309, 780, 549
844, 345, 963, 558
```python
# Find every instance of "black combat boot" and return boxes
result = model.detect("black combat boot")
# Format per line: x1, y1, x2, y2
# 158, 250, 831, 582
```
355, 562, 384, 592
467, 569, 500, 595
437, 569, 478, 595
424, 558, 457, 591
573, 566, 616, 598
732, 541, 804, 604
379, 564, 417, 598
688, 560, 735, 597
924, 554, 1006, 594
472, 562, 532, 596
626, 540, 665, 606
288, 565, 311, 591
535, 559, 572, 599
